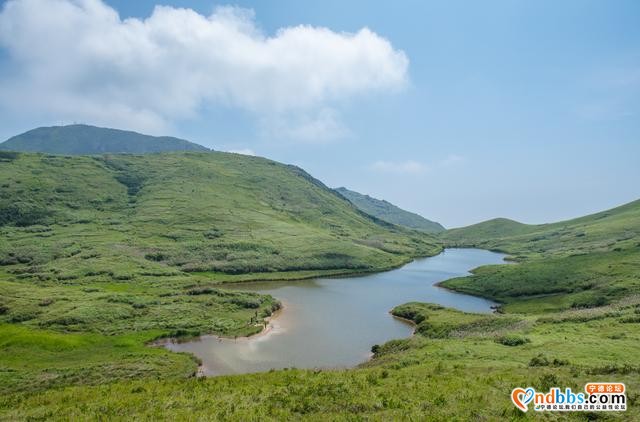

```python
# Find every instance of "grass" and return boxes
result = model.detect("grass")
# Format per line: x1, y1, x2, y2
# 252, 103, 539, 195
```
335, 187, 445, 233
0, 150, 445, 418
441, 249, 640, 313
442, 198, 640, 260
1, 149, 638, 419
0, 152, 440, 281
440, 199, 640, 313
0, 324, 198, 394
2, 300, 639, 420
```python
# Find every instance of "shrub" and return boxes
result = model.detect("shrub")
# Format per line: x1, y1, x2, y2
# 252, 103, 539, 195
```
145, 252, 169, 262
620, 316, 640, 323
38, 298, 54, 307
203, 229, 223, 239
529, 354, 550, 367
115, 173, 144, 196
0, 202, 53, 227
0, 151, 19, 161
495, 335, 530, 346
537, 373, 560, 391
392, 306, 429, 324
571, 296, 608, 309
187, 287, 218, 296
228, 297, 261, 309
9, 310, 39, 323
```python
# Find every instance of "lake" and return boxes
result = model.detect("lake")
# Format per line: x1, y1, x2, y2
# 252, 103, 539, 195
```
163, 248, 506, 376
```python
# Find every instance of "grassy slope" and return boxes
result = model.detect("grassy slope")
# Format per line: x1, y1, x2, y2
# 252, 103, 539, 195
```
443, 199, 640, 259
3, 300, 639, 420
1, 152, 440, 279
0, 150, 439, 396
441, 199, 640, 313
1, 150, 637, 419
0, 124, 210, 154
336, 187, 445, 233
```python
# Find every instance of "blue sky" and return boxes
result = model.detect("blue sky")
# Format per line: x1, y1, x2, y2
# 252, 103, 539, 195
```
0, 0, 638, 227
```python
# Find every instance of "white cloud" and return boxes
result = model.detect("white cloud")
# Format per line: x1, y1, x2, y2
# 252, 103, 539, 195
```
226, 148, 256, 156
371, 160, 428, 174
0, 0, 408, 136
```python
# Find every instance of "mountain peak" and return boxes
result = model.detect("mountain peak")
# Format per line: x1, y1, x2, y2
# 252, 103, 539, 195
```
0, 124, 210, 155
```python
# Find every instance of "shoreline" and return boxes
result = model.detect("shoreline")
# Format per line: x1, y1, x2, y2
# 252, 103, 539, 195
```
156, 248, 507, 376
204, 247, 445, 286
152, 302, 285, 347
153, 303, 286, 377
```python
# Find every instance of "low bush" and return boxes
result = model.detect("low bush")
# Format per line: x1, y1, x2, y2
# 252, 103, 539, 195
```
495, 335, 530, 346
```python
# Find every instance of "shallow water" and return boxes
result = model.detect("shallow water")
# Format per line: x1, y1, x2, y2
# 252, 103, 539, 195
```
164, 248, 506, 375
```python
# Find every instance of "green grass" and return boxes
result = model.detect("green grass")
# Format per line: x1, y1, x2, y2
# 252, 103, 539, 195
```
0, 324, 198, 394
0, 150, 443, 418
440, 198, 640, 313
0, 152, 440, 280
0, 279, 279, 335
2, 300, 639, 420
335, 187, 444, 233
1, 149, 638, 419
442, 198, 640, 260
0, 151, 439, 336
441, 249, 640, 313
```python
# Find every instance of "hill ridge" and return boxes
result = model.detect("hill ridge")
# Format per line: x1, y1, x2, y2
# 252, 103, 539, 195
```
0, 124, 210, 155
335, 187, 444, 233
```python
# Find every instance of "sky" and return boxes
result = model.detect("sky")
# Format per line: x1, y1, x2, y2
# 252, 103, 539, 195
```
0, 0, 638, 228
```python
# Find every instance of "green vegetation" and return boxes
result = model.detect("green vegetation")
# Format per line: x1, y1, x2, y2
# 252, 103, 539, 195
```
0, 324, 198, 394
440, 199, 640, 313
336, 187, 444, 233
0, 148, 441, 416
0, 124, 210, 154
1, 136, 638, 419
0, 152, 440, 282
2, 297, 639, 420
442, 199, 640, 259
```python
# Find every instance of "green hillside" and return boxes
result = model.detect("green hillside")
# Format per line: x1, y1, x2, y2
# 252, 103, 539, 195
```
335, 187, 444, 233
443, 217, 532, 241
2, 148, 639, 419
442, 199, 640, 259
440, 199, 640, 313
0, 150, 440, 394
0, 125, 210, 154
0, 151, 439, 278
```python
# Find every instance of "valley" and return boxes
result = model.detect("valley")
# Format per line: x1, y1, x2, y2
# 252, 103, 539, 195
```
0, 131, 638, 420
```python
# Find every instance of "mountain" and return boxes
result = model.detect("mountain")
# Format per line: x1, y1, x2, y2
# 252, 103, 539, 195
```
0, 147, 438, 395
440, 198, 640, 313
0, 124, 210, 155
442, 199, 640, 259
335, 187, 444, 233
0, 151, 440, 280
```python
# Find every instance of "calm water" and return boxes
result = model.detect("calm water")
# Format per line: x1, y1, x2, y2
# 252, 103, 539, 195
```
164, 248, 505, 375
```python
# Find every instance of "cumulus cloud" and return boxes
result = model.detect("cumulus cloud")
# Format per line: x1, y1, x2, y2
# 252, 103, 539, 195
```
0, 0, 408, 136
370, 160, 427, 174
